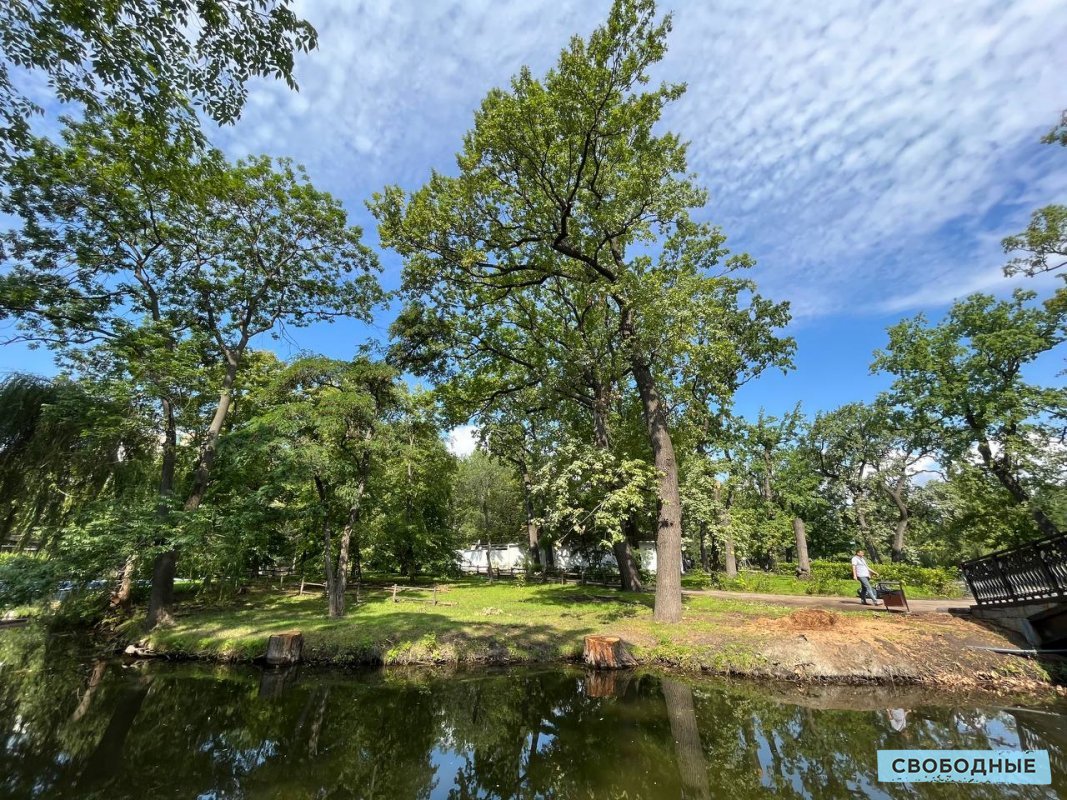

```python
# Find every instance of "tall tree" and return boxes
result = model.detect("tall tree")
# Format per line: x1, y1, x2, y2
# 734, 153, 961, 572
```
808, 403, 888, 562
247, 357, 398, 618
372, 393, 456, 581
453, 450, 523, 580
0, 114, 382, 625
873, 290, 1067, 542
373, 0, 789, 621
736, 407, 820, 574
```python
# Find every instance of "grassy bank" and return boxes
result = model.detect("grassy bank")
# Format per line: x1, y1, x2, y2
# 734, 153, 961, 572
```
132, 580, 1063, 691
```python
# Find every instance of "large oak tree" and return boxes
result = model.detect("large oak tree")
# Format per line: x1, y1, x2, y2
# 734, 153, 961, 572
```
373, 0, 789, 621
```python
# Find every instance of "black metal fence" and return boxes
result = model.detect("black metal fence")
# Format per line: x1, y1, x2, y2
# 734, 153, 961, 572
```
960, 533, 1067, 607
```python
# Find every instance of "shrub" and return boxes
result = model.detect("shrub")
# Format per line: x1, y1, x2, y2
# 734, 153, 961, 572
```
0, 554, 59, 609
681, 569, 712, 590
777, 560, 961, 595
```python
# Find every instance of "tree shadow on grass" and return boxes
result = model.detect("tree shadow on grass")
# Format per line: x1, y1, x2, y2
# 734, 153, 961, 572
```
161, 591, 596, 664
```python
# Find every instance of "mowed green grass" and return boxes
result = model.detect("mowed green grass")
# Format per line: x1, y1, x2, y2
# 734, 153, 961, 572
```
142, 580, 799, 665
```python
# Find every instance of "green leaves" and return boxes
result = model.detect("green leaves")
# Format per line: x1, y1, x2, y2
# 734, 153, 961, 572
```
1002, 204, 1067, 279
533, 439, 657, 546
0, 1, 317, 158
873, 289, 1067, 542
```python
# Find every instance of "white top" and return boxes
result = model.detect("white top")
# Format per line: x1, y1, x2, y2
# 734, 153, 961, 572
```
851, 555, 871, 578
888, 708, 908, 732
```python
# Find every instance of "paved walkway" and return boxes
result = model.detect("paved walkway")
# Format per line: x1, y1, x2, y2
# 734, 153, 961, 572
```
682, 589, 971, 615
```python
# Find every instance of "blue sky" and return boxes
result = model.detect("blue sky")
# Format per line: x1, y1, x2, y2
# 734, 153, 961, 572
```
2, 0, 1065, 446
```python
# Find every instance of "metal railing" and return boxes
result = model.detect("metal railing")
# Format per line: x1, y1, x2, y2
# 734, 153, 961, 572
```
960, 533, 1067, 607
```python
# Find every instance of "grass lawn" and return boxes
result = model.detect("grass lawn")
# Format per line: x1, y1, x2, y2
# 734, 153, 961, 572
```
139, 579, 802, 666
129, 577, 1059, 692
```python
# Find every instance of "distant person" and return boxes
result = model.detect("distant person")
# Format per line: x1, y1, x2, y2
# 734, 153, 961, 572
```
851, 549, 880, 605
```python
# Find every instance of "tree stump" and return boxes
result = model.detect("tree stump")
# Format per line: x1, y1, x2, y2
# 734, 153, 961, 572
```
583, 635, 637, 669
265, 631, 304, 666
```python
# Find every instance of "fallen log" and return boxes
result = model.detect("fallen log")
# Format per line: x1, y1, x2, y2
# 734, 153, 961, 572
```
583, 635, 637, 669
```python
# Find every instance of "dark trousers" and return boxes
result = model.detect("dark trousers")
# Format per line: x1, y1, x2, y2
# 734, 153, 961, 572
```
857, 576, 878, 603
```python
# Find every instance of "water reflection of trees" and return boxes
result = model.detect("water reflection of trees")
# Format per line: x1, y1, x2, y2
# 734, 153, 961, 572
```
0, 630, 1063, 799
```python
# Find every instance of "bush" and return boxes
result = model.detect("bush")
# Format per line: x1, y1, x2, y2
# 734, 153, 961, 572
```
47, 588, 113, 629
0, 554, 59, 609
681, 569, 712, 590
777, 560, 961, 595
709, 571, 775, 594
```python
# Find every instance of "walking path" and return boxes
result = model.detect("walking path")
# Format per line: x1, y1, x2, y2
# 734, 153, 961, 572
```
683, 589, 971, 615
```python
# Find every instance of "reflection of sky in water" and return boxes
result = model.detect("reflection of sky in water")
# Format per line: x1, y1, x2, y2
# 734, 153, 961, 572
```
751, 704, 1056, 799
430, 722, 558, 799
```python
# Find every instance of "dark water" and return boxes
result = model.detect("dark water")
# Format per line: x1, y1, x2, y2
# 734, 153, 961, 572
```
1, 629, 1065, 799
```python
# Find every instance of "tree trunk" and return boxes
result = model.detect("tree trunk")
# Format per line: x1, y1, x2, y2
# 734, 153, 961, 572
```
142, 395, 179, 627
661, 678, 711, 800
350, 533, 363, 584
71, 660, 109, 722
321, 470, 366, 619
76, 677, 152, 790
854, 499, 882, 563
614, 539, 644, 592
698, 520, 709, 572
885, 476, 909, 563
112, 554, 138, 611
184, 360, 239, 512
145, 549, 176, 628
583, 635, 637, 668
629, 348, 683, 623
793, 517, 811, 577
724, 536, 737, 578
522, 468, 541, 568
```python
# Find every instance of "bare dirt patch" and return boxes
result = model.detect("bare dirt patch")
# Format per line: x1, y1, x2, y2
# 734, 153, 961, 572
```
778, 609, 839, 631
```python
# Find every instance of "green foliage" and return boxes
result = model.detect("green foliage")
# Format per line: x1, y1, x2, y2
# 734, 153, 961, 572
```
0, 553, 57, 607
373, 0, 792, 619
0, 0, 317, 156
533, 439, 658, 547
774, 560, 961, 595
1002, 204, 1067, 279
452, 450, 523, 546
0, 373, 157, 559
873, 289, 1066, 546
1, 113, 383, 619
1045, 109, 1067, 147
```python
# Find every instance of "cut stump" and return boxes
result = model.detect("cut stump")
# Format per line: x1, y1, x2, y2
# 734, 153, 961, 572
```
265, 631, 304, 666
583, 635, 637, 669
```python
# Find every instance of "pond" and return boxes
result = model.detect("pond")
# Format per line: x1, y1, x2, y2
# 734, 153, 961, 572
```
1, 628, 1064, 799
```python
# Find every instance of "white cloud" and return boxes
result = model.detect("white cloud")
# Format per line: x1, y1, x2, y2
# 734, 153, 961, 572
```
208, 0, 1067, 320
446, 424, 479, 457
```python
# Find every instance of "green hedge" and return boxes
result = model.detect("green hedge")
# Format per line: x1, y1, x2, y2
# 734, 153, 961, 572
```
775, 560, 961, 595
